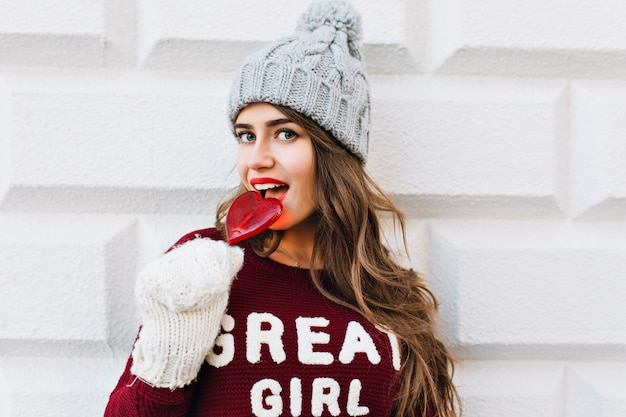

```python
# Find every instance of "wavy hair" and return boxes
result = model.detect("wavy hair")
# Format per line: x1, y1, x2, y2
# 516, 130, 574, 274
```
216, 104, 460, 417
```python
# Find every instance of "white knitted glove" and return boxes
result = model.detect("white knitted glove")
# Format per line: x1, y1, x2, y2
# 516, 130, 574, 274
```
130, 238, 244, 389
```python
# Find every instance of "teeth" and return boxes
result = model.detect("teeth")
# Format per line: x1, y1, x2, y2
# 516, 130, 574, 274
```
253, 183, 285, 191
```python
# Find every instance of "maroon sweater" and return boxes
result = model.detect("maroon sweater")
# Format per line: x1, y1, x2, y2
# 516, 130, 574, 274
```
105, 228, 402, 416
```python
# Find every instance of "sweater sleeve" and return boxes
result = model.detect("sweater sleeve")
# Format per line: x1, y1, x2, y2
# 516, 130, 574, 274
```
104, 348, 195, 417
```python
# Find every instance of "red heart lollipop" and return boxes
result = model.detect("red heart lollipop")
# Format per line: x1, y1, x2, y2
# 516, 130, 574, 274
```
226, 191, 283, 244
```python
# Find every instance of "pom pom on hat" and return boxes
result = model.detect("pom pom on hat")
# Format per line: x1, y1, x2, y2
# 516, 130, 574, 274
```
227, 0, 370, 163
296, 0, 363, 58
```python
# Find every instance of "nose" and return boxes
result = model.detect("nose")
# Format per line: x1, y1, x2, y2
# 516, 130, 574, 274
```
246, 139, 274, 170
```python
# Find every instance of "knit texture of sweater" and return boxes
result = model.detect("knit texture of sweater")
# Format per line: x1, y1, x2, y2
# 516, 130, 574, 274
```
105, 228, 402, 417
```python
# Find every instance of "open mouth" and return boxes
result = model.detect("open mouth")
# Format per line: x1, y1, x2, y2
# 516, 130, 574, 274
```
253, 182, 289, 200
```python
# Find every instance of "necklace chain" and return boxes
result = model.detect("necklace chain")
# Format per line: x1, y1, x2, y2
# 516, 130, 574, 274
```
276, 247, 302, 268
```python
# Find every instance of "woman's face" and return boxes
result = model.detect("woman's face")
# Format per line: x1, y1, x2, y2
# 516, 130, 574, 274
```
235, 102, 317, 231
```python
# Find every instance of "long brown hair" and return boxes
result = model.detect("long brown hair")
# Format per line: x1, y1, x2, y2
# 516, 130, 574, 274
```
216, 104, 460, 417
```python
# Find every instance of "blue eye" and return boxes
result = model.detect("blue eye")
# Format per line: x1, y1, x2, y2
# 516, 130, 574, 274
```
277, 129, 297, 141
237, 132, 255, 143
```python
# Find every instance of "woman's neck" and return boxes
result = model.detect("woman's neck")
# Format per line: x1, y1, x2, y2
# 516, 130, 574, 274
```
272, 218, 316, 269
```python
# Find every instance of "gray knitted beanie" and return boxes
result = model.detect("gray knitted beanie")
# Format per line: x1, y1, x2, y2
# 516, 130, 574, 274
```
227, 0, 370, 163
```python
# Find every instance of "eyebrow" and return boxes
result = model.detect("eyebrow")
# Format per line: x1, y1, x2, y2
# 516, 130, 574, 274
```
234, 118, 294, 130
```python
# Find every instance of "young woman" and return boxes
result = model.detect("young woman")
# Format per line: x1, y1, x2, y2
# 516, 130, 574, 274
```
105, 1, 460, 416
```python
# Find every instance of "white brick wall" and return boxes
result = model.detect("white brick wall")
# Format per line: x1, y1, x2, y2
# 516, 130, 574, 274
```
0, 0, 624, 415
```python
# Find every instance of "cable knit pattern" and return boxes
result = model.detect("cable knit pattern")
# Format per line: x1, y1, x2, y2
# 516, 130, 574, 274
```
130, 238, 244, 389
227, 0, 370, 163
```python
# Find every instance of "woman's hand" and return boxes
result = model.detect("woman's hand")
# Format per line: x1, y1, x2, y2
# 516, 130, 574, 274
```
130, 238, 244, 389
